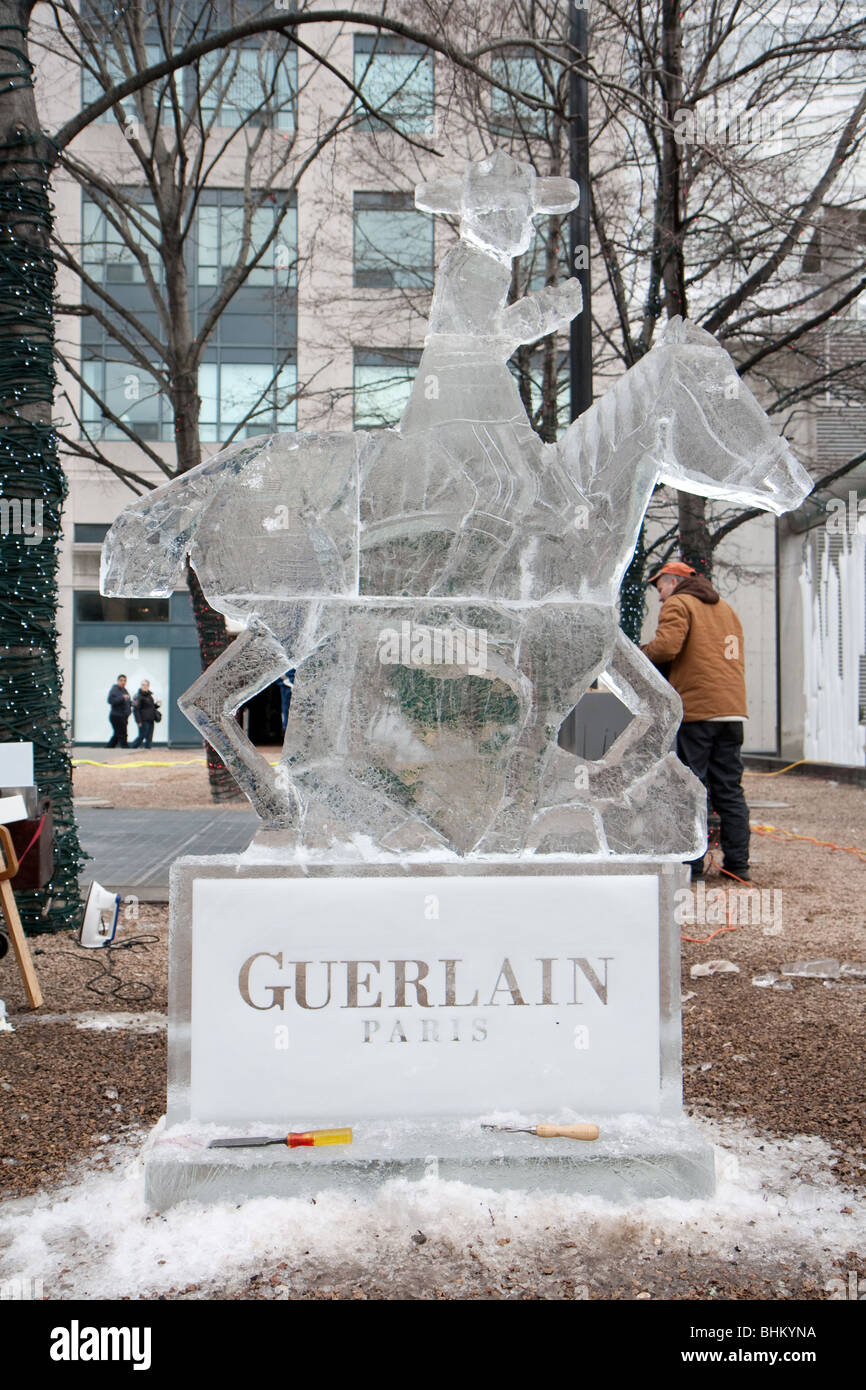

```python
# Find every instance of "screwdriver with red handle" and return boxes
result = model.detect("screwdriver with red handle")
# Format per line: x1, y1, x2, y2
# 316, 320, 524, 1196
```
208, 1128, 352, 1149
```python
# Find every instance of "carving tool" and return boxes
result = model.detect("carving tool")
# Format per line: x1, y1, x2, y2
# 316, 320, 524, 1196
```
481, 1123, 599, 1141
208, 1128, 352, 1149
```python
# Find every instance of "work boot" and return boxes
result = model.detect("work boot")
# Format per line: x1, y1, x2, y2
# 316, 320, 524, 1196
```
721, 864, 751, 882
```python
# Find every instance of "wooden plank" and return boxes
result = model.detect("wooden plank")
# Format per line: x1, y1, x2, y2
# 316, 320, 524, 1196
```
0, 826, 43, 1010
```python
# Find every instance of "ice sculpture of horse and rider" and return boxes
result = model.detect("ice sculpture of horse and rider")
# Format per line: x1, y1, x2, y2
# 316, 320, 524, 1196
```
101, 152, 810, 859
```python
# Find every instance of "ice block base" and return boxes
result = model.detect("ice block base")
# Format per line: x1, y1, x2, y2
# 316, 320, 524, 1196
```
144, 1114, 716, 1209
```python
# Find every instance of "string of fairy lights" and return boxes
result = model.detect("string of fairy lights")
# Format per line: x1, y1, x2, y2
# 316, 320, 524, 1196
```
618, 526, 647, 645
186, 568, 244, 800
0, 23, 84, 933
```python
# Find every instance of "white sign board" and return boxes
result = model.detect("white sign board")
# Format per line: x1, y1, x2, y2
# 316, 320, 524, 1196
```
0, 795, 27, 826
189, 874, 662, 1123
0, 742, 33, 788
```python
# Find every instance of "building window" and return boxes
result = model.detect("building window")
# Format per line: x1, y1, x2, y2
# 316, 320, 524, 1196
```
81, 41, 168, 125
73, 523, 111, 544
197, 200, 297, 289
198, 360, 297, 440
489, 53, 549, 137
80, 0, 296, 133
80, 190, 297, 443
81, 360, 168, 441
353, 349, 422, 428
75, 592, 170, 623
353, 34, 434, 134
353, 192, 434, 289
81, 198, 162, 285
198, 44, 297, 131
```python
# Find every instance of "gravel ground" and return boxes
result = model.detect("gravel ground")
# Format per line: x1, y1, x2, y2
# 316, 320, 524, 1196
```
681, 771, 866, 1193
0, 767, 863, 1300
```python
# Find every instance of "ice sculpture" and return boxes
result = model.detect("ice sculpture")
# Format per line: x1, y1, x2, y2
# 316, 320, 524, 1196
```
101, 152, 811, 858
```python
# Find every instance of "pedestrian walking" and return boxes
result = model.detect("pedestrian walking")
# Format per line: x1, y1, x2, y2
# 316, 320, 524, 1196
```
131, 680, 161, 749
106, 675, 132, 748
641, 561, 751, 881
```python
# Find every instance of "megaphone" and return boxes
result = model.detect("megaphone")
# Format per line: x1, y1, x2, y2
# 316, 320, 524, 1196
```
80, 881, 122, 948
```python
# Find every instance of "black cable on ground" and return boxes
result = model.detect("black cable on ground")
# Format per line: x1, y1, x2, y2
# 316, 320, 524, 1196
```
55, 933, 161, 1004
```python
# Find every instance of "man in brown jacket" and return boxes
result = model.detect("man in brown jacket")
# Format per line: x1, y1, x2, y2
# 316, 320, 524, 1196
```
641, 561, 750, 880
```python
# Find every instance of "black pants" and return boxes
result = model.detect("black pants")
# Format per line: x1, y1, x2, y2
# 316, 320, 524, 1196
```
676, 720, 750, 869
132, 721, 154, 749
107, 715, 128, 748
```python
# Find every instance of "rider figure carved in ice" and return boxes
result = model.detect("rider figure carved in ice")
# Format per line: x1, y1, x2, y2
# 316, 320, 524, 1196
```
101, 152, 810, 858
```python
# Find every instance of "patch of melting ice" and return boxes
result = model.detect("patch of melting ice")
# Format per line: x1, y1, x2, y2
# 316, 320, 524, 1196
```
8, 1011, 166, 1033
0, 1117, 861, 1300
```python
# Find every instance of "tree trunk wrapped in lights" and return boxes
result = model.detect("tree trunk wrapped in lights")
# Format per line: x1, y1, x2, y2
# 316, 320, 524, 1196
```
0, 0, 551, 924
186, 566, 243, 801
0, 1, 84, 932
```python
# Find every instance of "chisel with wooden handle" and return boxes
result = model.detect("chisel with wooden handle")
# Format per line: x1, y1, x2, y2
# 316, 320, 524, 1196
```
481, 1123, 599, 1141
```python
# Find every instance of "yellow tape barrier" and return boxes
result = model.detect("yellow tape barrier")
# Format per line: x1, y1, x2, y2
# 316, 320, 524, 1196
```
77, 757, 827, 777
73, 757, 283, 768
73, 757, 207, 768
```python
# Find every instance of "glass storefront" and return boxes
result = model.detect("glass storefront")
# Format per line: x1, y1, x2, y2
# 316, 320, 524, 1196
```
73, 647, 170, 745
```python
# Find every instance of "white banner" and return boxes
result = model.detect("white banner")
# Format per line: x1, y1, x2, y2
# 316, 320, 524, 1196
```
190, 874, 661, 1122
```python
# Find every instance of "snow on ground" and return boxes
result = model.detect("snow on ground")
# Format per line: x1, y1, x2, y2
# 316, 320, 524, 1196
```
0, 1116, 861, 1300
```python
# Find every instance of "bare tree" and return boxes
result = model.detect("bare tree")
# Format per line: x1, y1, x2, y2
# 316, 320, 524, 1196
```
0, 0, 541, 920
309, 1, 576, 443
590, 0, 866, 632
46, 2, 360, 796
36, 0, 547, 799
412, 0, 866, 638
